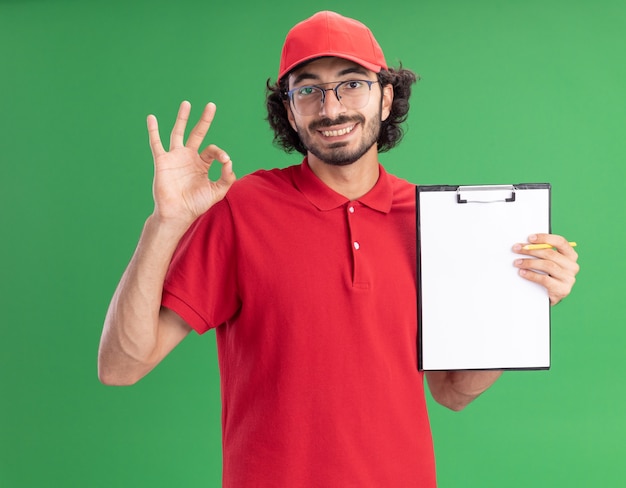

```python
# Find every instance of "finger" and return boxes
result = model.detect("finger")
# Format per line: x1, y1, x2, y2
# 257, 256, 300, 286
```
217, 158, 237, 188
515, 253, 578, 303
199, 144, 231, 167
170, 101, 192, 149
516, 247, 576, 269
513, 234, 579, 274
515, 255, 568, 281
524, 233, 578, 258
211, 159, 237, 201
517, 269, 571, 305
147, 114, 165, 159
516, 241, 579, 276
186, 103, 217, 152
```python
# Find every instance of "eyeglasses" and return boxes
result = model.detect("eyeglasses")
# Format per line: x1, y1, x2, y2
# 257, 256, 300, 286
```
285, 79, 379, 116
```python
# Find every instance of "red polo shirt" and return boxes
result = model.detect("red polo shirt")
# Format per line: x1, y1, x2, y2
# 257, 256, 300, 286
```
162, 159, 436, 487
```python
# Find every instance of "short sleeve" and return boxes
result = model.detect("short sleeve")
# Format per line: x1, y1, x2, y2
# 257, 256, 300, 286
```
162, 199, 241, 334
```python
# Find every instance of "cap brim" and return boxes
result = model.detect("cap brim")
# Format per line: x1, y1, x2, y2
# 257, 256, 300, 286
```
280, 52, 383, 80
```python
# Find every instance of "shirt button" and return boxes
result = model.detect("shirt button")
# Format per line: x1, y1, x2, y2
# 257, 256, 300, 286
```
353, 241, 360, 250
348, 206, 355, 214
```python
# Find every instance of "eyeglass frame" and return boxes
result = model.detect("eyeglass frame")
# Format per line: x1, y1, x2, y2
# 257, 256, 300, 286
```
284, 79, 380, 115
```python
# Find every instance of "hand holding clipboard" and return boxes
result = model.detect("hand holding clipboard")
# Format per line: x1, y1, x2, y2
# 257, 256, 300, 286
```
513, 235, 579, 306
416, 184, 579, 371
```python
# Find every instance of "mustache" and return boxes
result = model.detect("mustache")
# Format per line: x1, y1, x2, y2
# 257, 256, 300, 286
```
309, 114, 365, 131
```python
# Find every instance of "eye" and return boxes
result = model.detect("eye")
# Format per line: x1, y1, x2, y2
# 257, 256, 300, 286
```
344, 80, 364, 90
296, 86, 317, 97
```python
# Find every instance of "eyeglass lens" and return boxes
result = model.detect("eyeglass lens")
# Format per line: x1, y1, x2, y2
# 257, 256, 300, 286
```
291, 80, 374, 115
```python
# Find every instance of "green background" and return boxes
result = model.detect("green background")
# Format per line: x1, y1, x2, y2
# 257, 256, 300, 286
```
1, 0, 624, 486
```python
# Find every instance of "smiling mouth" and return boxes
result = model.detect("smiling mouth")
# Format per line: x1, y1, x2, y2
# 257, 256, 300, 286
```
320, 125, 356, 137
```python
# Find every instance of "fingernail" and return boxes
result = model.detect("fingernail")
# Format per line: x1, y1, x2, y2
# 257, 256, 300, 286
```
513, 244, 522, 252
514, 259, 523, 266
529, 234, 538, 242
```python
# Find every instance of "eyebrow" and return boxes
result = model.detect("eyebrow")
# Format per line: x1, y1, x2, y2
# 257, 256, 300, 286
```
291, 66, 371, 86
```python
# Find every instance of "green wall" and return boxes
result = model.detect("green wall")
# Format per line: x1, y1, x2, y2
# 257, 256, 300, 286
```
1, 0, 624, 486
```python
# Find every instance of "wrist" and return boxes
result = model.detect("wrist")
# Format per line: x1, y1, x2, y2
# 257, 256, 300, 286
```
145, 212, 194, 243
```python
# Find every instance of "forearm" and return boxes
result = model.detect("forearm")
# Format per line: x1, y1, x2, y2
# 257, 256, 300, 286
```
426, 370, 502, 411
98, 215, 189, 385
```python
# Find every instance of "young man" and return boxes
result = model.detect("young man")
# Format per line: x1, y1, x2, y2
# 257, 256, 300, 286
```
98, 11, 579, 487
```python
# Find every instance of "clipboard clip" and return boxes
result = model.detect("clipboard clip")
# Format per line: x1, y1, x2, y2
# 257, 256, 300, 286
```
457, 185, 516, 204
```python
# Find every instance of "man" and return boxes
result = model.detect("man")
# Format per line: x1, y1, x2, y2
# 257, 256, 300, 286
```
98, 11, 579, 487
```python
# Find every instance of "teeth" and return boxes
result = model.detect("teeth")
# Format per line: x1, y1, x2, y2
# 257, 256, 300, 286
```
321, 125, 354, 137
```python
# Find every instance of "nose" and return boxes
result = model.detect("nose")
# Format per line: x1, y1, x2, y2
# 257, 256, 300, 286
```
319, 87, 346, 117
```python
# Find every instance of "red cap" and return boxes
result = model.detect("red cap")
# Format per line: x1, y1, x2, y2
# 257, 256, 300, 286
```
278, 11, 387, 80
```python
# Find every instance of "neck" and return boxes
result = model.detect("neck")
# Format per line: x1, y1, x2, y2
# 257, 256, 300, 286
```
307, 148, 380, 201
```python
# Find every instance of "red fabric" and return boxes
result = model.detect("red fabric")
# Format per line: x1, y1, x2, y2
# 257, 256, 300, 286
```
162, 160, 437, 487
278, 11, 387, 79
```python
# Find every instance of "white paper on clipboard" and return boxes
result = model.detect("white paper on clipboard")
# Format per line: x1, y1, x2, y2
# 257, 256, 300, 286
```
416, 184, 551, 371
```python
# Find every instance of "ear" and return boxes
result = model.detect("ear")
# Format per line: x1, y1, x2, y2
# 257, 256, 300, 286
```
284, 100, 298, 132
381, 83, 394, 121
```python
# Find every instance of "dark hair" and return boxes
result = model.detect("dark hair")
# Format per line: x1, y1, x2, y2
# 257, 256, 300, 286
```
265, 65, 419, 155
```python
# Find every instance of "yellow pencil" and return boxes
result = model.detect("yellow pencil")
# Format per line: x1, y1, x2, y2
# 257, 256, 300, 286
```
522, 242, 577, 250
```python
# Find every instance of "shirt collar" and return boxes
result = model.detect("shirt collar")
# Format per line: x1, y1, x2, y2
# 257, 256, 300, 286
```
292, 158, 393, 214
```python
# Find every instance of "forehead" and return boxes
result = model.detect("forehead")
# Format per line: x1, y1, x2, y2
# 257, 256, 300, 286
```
288, 57, 374, 86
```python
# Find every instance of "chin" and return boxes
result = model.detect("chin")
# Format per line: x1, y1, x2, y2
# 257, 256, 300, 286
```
310, 143, 373, 167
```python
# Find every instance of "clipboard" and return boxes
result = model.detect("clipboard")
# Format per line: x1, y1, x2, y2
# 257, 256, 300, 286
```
416, 184, 551, 371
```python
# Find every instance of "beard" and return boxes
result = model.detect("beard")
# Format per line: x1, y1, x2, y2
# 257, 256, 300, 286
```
295, 111, 382, 166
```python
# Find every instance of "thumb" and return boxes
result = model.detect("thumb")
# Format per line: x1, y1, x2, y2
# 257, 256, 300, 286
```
214, 158, 236, 196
